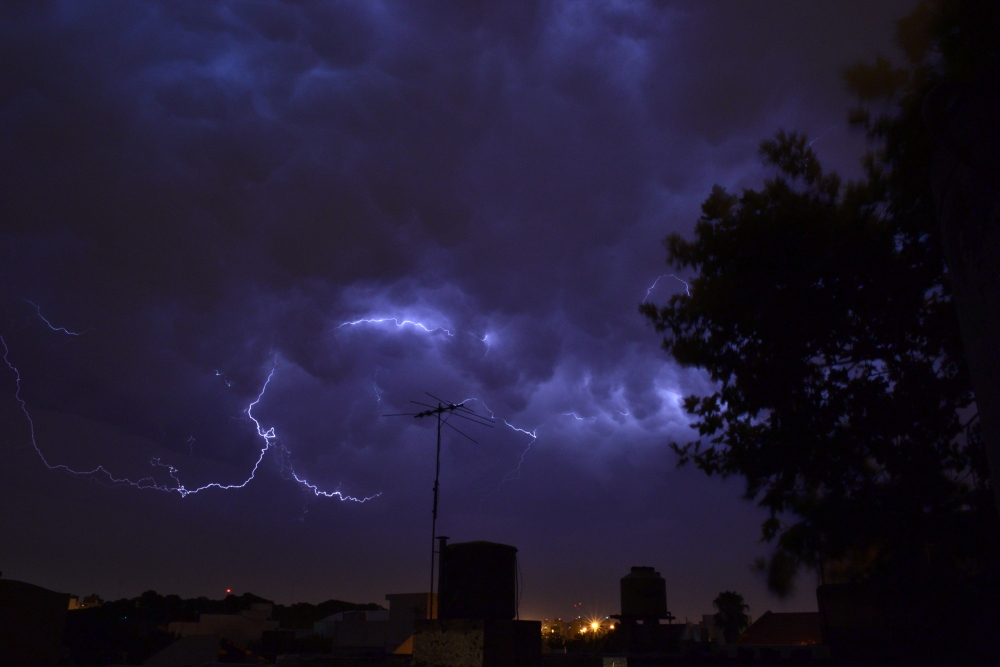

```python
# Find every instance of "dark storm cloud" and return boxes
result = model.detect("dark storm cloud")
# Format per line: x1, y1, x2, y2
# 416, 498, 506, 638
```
1, 0, 917, 619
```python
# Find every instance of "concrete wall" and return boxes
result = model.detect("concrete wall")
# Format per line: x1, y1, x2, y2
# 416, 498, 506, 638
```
413, 619, 541, 667
413, 619, 484, 667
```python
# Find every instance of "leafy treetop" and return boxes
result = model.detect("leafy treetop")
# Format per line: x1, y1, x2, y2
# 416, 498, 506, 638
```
641, 129, 988, 595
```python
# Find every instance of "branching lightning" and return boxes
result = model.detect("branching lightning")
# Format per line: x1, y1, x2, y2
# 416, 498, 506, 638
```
338, 315, 492, 357
10, 295, 640, 504
456, 397, 541, 488
643, 274, 690, 301
338, 317, 454, 337
455, 394, 637, 491
1, 323, 378, 502
498, 420, 538, 484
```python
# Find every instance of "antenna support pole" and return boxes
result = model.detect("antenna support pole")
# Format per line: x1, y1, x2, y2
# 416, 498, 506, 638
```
381, 393, 494, 621
429, 405, 443, 619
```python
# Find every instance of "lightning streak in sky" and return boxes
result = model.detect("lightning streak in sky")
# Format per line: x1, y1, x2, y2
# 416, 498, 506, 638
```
562, 412, 597, 422
808, 124, 838, 148
457, 397, 541, 489
338, 315, 493, 358
468, 332, 490, 357
499, 419, 538, 484
643, 274, 691, 301
338, 317, 455, 337
12, 297, 633, 503
478, 406, 613, 489
22, 299, 94, 335
0, 329, 378, 502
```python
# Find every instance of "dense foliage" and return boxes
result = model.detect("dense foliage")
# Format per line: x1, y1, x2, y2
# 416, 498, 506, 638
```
712, 591, 750, 644
845, 0, 1000, 521
640, 128, 992, 594
642, 0, 1000, 598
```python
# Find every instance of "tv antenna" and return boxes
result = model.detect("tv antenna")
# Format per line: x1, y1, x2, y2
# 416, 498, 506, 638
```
384, 392, 494, 617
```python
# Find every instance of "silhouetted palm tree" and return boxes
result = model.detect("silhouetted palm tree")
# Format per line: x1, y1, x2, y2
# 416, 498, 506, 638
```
713, 591, 750, 643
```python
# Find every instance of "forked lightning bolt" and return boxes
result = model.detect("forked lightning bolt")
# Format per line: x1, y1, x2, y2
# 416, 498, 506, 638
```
498, 418, 538, 484
458, 397, 540, 488
12, 300, 636, 500
1, 326, 378, 502
456, 395, 640, 492
643, 274, 691, 301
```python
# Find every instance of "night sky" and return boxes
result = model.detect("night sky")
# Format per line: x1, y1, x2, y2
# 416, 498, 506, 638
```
1, 1, 917, 623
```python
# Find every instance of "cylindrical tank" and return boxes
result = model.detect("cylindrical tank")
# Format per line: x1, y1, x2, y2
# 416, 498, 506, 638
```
620, 566, 667, 618
438, 541, 518, 620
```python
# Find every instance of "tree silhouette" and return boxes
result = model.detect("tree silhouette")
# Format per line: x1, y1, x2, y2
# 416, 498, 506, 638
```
845, 0, 1000, 522
712, 591, 750, 644
641, 129, 992, 595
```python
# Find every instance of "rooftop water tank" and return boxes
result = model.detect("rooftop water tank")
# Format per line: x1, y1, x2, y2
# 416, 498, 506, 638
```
438, 541, 517, 620
620, 566, 667, 618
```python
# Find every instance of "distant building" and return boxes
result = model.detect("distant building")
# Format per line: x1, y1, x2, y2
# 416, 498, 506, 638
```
683, 610, 769, 646
681, 614, 728, 644
541, 618, 568, 640
167, 602, 279, 648
0, 579, 71, 667
314, 608, 390, 635
315, 592, 435, 655
738, 611, 822, 646
68, 593, 103, 610
713, 611, 829, 661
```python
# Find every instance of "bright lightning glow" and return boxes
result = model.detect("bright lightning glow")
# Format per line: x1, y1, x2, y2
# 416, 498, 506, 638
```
501, 419, 538, 440
461, 394, 642, 489
13, 297, 633, 503
22, 299, 93, 335
337, 316, 494, 358
498, 417, 538, 485
338, 317, 454, 337
456, 397, 540, 488
468, 332, 490, 357
643, 274, 690, 301
0, 332, 378, 503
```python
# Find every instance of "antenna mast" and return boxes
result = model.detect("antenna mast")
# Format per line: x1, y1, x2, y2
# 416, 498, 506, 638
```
384, 393, 494, 618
